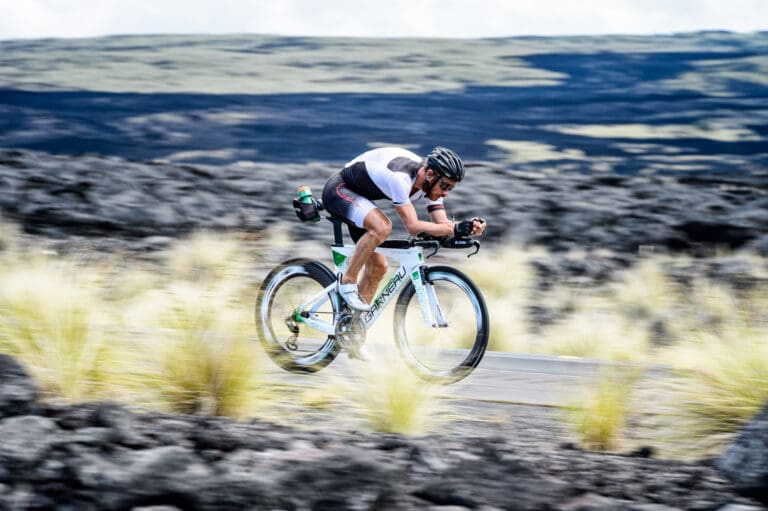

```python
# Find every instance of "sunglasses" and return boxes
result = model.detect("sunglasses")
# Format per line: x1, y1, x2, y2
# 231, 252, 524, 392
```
436, 178, 455, 191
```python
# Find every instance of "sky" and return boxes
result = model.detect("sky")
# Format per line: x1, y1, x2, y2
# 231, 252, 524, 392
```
1, 0, 767, 40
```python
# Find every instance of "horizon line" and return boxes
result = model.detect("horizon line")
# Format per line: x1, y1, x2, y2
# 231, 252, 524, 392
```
3, 28, 768, 43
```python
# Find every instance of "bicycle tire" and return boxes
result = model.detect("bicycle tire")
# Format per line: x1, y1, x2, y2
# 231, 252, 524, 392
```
394, 265, 489, 384
255, 258, 342, 373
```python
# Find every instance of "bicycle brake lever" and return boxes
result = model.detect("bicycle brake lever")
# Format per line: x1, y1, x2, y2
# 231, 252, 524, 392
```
468, 240, 480, 258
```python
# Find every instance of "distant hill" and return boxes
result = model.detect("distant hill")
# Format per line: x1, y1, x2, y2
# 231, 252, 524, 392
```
1, 32, 766, 174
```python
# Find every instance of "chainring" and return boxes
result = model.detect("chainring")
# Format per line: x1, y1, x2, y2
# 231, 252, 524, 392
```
334, 311, 366, 357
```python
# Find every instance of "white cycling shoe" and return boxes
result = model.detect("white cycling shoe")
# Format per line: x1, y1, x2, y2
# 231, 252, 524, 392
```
337, 279, 372, 311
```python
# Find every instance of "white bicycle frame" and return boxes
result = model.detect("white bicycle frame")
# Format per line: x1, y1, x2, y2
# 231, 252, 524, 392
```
294, 243, 447, 336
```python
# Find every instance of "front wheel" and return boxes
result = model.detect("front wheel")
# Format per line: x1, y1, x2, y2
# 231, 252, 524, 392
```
394, 266, 489, 384
255, 258, 342, 373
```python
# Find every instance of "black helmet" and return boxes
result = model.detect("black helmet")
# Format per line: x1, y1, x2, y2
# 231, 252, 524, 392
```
427, 146, 464, 182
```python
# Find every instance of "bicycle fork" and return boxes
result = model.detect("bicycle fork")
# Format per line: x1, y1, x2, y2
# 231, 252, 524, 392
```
412, 266, 449, 328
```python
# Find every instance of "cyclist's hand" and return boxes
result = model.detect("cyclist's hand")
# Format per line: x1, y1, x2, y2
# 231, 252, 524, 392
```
454, 218, 487, 238
453, 219, 474, 238
471, 217, 487, 236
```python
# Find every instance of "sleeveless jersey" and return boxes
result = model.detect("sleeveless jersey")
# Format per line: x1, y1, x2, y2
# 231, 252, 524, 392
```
340, 147, 444, 209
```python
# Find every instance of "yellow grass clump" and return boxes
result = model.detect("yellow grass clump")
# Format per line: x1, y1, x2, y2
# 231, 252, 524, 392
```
567, 369, 640, 451
119, 269, 274, 419
661, 324, 768, 444
342, 343, 444, 436
0, 257, 121, 401
0, 228, 273, 421
0, 219, 20, 255
165, 230, 252, 287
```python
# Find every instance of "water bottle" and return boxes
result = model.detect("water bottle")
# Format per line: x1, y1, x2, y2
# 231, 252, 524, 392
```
298, 185, 313, 204
294, 185, 320, 222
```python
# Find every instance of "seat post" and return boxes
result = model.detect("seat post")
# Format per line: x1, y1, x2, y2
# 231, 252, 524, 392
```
328, 217, 345, 247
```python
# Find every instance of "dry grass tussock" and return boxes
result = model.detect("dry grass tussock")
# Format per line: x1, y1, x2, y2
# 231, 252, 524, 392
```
657, 322, 768, 453
611, 256, 682, 320
0, 228, 274, 420
126, 281, 273, 419
566, 369, 642, 451
540, 309, 651, 362
283, 340, 445, 436
0, 256, 119, 402
342, 340, 444, 436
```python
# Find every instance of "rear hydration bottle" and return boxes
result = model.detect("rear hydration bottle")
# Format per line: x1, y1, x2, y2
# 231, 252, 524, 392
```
293, 185, 321, 222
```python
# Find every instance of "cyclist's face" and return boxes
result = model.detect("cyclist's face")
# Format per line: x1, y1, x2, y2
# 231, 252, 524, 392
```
426, 170, 457, 199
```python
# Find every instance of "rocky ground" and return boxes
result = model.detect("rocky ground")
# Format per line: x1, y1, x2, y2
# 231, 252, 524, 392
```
1, 147, 766, 261
1, 354, 766, 510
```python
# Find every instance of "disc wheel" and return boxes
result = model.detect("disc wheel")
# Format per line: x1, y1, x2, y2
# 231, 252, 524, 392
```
256, 258, 342, 373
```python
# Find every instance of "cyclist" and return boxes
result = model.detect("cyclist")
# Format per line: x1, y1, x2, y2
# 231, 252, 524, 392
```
321, 146, 486, 311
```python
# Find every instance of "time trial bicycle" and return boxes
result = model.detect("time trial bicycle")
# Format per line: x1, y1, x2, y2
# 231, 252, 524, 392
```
255, 213, 489, 384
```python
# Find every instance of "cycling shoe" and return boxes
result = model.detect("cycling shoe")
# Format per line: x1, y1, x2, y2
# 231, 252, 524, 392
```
337, 279, 371, 311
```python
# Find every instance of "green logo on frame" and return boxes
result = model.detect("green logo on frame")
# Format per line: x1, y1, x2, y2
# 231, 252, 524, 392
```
333, 251, 347, 267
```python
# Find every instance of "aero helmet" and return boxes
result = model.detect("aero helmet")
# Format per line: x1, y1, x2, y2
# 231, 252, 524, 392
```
427, 146, 464, 182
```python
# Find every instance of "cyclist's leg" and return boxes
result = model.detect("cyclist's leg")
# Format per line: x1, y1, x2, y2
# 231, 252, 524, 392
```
355, 216, 391, 303
322, 174, 388, 308
342, 208, 390, 285
341, 218, 389, 304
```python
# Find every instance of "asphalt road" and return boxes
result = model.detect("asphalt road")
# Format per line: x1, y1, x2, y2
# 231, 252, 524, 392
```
266, 350, 662, 407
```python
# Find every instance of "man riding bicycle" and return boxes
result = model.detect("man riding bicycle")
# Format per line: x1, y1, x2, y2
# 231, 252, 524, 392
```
321, 146, 486, 311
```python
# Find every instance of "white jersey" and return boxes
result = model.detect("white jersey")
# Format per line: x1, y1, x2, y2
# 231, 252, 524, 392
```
341, 147, 444, 209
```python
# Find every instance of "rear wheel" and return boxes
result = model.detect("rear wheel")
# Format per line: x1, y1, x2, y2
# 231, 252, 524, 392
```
394, 266, 489, 384
255, 259, 342, 373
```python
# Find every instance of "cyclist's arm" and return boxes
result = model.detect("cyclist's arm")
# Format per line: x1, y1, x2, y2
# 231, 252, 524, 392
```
428, 205, 450, 225
395, 203, 453, 237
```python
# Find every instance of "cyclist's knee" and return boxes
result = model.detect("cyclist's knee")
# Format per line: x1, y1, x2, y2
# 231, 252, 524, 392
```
372, 223, 392, 243
364, 211, 392, 243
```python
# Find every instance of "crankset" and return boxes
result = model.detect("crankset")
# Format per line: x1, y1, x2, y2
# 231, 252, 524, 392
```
334, 311, 367, 359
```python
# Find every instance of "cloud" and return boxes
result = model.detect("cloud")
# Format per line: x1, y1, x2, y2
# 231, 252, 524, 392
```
1, 0, 766, 40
